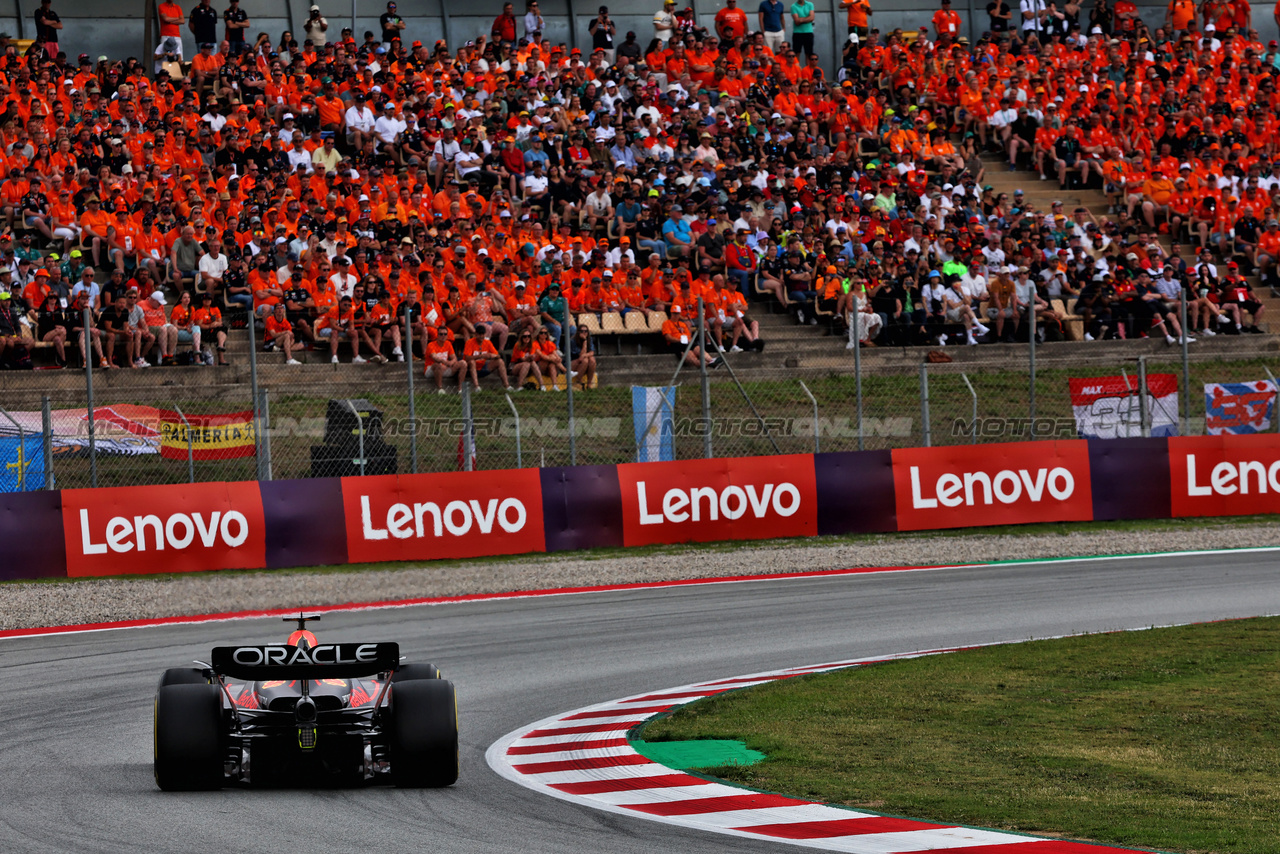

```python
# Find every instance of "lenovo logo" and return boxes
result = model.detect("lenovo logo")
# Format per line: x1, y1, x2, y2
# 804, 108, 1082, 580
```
909, 466, 1076, 509
340, 471, 547, 562
1184, 454, 1280, 496
892, 443, 1093, 531
616, 456, 818, 546
79, 508, 250, 555
636, 480, 801, 524
359, 495, 527, 540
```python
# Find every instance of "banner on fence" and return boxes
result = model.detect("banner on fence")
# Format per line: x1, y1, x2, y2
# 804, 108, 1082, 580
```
1069, 374, 1179, 439
892, 441, 1093, 531
158, 410, 256, 460
13, 434, 1280, 583
340, 469, 547, 563
615, 455, 817, 547
1167, 434, 1280, 517
0, 435, 44, 492
1204, 381, 1276, 435
633, 386, 675, 463
0, 405, 160, 455
60, 481, 267, 577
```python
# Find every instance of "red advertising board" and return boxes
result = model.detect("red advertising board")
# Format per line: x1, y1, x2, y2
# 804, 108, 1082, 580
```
892, 441, 1093, 531
615, 455, 817, 547
61, 481, 266, 577
341, 469, 546, 563
1168, 433, 1280, 517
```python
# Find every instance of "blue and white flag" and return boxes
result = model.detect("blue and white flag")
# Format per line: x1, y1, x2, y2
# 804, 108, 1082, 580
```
1205, 381, 1276, 435
633, 386, 675, 463
0, 435, 44, 492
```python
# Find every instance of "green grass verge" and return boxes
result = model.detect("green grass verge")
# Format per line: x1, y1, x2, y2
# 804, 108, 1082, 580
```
5, 512, 1278, 587
640, 618, 1280, 854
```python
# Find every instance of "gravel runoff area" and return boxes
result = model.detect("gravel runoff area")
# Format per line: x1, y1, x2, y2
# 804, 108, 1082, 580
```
3, 521, 1279, 631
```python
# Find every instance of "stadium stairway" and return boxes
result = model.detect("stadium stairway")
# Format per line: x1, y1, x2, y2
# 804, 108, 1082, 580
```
979, 153, 1280, 328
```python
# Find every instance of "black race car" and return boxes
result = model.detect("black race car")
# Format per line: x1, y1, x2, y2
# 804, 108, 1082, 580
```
153, 615, 457, 790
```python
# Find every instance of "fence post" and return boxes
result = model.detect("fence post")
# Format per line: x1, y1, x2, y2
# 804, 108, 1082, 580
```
344, 399, 366, 477
248, 319, 262, 480
563, 309, 576, 466
1180, 287, 1190, 436
461, 381, 474, 472
405, 309, 417, 473
920, 361, 931, 447
41, 395, 53, 490
853, 326, 863, 451
798, 380, 819, 454
259, 389, 272, 480
1137, 356, 1150, 438
1266, 367, 1280, 434
174, 405, 194, 483
505, 391, 522, 468
83, 306, 96, 488
960, 373, 977, 443
1028, 310, 1037, 435
698, 296, 711, 459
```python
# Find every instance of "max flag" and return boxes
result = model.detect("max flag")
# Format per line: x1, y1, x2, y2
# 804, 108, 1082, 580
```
1069, 374, 1180, 438
633, 386, 675, 462
1205, 381, 1276, 435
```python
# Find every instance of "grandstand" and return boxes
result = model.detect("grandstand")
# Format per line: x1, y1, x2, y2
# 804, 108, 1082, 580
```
0, 0, 1277, 406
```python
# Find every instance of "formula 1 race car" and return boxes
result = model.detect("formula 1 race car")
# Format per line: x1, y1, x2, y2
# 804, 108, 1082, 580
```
153, 615, 457, 790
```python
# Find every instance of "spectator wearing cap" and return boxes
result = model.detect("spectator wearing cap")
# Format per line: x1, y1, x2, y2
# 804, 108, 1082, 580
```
653, 0, 677, 44
589, 6, 617, 64
197, 237, 229, 300
142, 289, 180, 363
305, 4, 329, 46
155, 0, 186, 73
662, 204, 692, 259
78, 195, 113, 270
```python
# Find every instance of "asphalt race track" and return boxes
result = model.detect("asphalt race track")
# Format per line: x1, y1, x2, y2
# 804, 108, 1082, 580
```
3, 550, 1279, 854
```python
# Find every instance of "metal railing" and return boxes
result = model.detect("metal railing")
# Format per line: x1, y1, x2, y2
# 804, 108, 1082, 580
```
1, 310, 1277, 490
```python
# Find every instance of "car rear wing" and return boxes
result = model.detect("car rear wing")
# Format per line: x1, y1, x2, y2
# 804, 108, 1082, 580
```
210, 642, 400, 680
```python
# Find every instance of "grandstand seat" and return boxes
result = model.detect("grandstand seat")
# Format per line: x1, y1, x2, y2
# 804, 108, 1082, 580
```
623, 311, 649, 332
577, 313, 603, 335
1051, 298, 1084, 341
647, 310, 668, 332
600, 312, 626, 334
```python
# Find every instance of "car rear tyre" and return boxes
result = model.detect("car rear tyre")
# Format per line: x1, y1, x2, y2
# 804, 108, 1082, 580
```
158, 667, 208, 689
389, 679, 458, 788
154, 683, 224, 791
391, 662, 441, 682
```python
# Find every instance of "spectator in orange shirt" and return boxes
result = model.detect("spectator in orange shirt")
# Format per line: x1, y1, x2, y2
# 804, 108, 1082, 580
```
1139, 169, 1177, 230
532, 325, 567, 388
509, 327, 542, 390
264, 303, 303, 364
932, 0, 962, 44
716, 0, 749, 40
462, 323, 511, 391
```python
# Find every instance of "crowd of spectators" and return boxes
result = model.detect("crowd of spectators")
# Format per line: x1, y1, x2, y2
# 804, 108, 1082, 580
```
0, 0, 1275, 377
